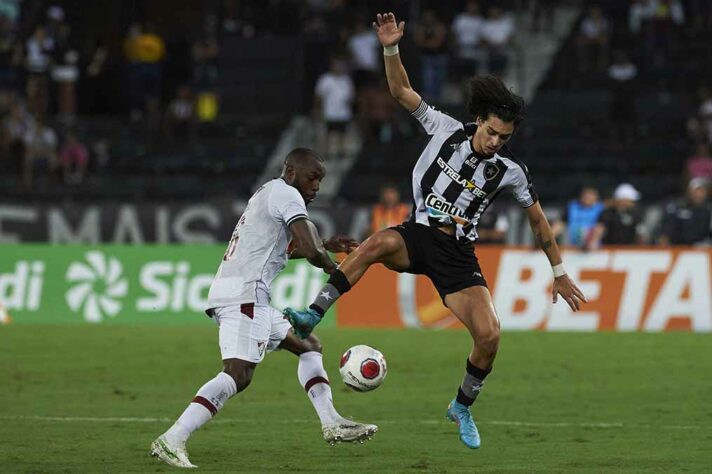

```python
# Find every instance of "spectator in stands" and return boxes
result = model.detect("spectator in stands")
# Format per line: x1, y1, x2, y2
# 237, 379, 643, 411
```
347, 20, 380, 89
649, 0, 685, 55
192, 18, 219, 92
451, 0, 484, 84
314, 57, 354, 159
50, 24, 80, 121
221, 0, 256, 37
552, 186, 604, 247
44, 5, 66, 44
81, 39, 109, 114
607, 51, 638, 139
577, 5, 609, 73
687, 88, 712, 145
476, 209, 509, 244
357, 80, 397, 144
686, 143, 712, 181
629, 0, 655, 35
658, 178, 711, 246
125, 22, 165, 122
368, 184, 410, 238
25, 26, 54, 116
165, 85, 195, 141
23, 115, 58, 189
698, 88, 712, 145
58, 131, 88, 184
1, 99, 31, 171
0, 13, 21, 90
588, 183, 644, 249
531, 0, 557, 33
91, 139, 111, 172
481, 5, 514, 77
413, 10, 448, 102
0, 0, 20, 27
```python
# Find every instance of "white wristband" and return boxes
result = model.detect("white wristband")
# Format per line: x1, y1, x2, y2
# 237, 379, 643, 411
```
552, 264, 566, 278
383, 44, 399, 56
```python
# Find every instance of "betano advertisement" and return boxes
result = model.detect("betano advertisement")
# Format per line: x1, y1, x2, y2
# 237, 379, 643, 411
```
0, 246, 710, 331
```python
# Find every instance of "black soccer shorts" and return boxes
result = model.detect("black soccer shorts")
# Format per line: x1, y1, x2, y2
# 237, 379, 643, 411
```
389, 221, 488, 303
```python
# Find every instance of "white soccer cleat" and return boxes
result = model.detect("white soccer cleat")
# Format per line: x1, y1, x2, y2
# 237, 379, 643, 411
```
322, 418, 378, 445
150, 435, 197, 469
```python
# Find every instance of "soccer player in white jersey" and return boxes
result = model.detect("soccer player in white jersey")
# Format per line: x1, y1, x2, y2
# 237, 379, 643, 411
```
150, 148, 377, 469
285, 14, 588, 450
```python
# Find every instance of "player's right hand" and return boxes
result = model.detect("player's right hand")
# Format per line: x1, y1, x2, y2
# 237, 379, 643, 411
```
552, 274, 588, 312
373, 12, 404, 47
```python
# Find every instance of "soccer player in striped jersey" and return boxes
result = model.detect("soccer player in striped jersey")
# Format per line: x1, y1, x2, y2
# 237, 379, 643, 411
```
284, 13, 587, 450
151, 148, 376, 469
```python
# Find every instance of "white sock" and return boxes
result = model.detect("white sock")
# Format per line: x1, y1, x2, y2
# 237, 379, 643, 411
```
164, 371, 237, 444
298, 351, 340, 425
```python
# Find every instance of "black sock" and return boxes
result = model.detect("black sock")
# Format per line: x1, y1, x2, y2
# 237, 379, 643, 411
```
455, 359, 491, 407
310, 269, 351, 315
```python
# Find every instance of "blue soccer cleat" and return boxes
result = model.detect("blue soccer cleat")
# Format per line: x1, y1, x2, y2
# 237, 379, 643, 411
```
446, 399, 481, 449
283, 307, 322, 339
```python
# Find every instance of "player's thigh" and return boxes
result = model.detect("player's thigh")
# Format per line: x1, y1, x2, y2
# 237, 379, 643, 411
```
360, 229, 410, 270
444, 285, 500, 342
213, 305, 272, 364
265, 305, 311, 354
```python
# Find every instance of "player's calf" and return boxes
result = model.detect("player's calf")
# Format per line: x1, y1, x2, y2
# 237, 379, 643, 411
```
302, 334, 323, 353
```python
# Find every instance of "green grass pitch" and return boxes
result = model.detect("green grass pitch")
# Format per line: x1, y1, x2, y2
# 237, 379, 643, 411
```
1, 325, 711, 473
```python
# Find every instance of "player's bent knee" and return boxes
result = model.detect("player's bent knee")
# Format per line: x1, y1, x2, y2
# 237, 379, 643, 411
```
222, 360, 255, 392
475, 325, 500, 357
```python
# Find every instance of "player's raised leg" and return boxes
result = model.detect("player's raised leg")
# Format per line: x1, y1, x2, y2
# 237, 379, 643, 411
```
284, 229, 409, 337
279, 332, 378, 444
443, 285, 501, 449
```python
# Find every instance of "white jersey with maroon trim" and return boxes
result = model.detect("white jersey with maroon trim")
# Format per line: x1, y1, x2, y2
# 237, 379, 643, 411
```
207, 178, 307, 309
408, 100, 538, 241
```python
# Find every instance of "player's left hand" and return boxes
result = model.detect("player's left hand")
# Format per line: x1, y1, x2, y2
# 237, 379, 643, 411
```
324, 235, 359, 253
552, 274, 588, 311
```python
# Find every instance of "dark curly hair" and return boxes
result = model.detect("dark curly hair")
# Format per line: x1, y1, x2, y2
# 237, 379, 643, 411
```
466, 75, 526, 126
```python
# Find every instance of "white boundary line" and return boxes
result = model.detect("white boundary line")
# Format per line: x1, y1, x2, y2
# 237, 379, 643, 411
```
0, 415, 704, 430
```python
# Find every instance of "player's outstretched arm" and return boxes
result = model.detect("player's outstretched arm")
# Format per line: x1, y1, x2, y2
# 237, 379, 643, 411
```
525, 202, 588, 312
288, 218, 337, 274
373, 12, 421, 112
290, 235, 358, 259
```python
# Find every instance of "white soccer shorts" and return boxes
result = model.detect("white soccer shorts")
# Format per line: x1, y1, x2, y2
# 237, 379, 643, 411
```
211, 304, 291, 363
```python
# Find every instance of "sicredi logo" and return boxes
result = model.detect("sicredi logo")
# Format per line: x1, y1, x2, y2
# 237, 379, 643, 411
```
65, 251, 128, 322
1, 251, 327, 322
0, 261, 44, 311
136, 261, 213, 312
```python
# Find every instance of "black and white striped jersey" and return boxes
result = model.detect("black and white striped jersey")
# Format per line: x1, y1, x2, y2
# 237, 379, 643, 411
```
409, 100, 538, 241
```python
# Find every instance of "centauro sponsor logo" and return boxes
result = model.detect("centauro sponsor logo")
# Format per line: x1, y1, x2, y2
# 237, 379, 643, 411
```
425, 193, 470, 225
437, 157, 487, 198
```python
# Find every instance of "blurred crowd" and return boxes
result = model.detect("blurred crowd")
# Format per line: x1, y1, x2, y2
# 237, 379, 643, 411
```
365, 179, 711, 247
308, 0, 524, 158
0, 0, 710, 246
0, 1, 224, 190
550, 180, 711, 248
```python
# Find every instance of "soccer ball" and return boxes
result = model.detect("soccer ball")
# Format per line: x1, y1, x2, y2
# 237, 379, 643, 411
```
339, 345, 387, 392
